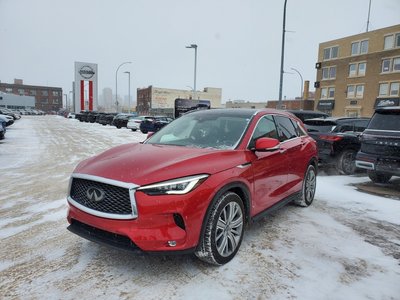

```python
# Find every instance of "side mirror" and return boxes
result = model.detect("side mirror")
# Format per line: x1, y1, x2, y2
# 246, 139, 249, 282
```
255, 137, 280, 152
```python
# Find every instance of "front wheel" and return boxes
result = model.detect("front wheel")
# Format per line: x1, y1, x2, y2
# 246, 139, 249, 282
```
368, 171, 392, 184
195, 192, 245, 265
294, 164, 317, 207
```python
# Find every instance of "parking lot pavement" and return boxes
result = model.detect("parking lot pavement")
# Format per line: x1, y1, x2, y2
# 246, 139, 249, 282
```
1, 116, 399, 299
353, 178, 400, 200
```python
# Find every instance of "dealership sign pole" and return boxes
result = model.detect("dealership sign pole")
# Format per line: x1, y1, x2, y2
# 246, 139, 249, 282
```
74, 62, 98, 113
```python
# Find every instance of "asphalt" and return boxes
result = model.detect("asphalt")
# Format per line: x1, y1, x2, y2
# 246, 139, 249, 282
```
354, 177, 400, 201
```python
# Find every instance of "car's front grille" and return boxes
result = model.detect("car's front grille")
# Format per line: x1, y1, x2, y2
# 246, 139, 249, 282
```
70, 177, 133, 215
361, 141, 400, 157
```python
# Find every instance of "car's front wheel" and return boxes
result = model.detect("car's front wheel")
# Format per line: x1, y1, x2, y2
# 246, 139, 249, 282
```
195, 191, 245, 265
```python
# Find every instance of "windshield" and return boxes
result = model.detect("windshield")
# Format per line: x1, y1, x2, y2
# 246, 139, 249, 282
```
146, 110, 251, 149
368, 110, 400, 131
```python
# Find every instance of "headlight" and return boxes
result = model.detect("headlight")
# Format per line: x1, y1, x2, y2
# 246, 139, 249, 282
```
137, 174, 209, 195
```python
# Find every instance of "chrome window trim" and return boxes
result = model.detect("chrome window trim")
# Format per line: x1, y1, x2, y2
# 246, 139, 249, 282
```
68, 173, 139, 220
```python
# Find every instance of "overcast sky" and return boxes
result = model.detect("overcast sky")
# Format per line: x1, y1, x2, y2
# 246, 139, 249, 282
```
1, 0, 399, 103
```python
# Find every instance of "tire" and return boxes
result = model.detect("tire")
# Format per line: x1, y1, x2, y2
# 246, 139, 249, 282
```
294, 164, 317, 207
336, 149, 357, 175
131, 129, 137, 132
368, 171, 392, 184
141, 130, 148, 134
195, 191, 245, 265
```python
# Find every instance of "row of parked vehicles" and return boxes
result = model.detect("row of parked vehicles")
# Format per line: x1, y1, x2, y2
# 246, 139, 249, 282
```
289, 107, 399, 183
0, 108, 22, 140
73, 111, 174, 134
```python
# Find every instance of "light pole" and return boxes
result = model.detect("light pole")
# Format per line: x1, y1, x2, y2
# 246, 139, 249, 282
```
186, 44, 197, 100
115, 61, 132, 112
124, 71, 131, 114
290, 67, 303, 109
278, 0, 288, 109
63, 94, 68, 111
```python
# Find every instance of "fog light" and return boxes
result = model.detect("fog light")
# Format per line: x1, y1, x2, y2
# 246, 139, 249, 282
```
168, 240, 177, 247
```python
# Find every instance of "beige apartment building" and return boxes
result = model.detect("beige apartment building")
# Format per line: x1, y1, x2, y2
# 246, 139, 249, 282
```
315, 24, 400, 117
136, 86, 222, 117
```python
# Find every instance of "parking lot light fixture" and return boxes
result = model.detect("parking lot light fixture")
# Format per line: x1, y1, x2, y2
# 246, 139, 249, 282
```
115, 61, 132, 112
185, 44, 198, 100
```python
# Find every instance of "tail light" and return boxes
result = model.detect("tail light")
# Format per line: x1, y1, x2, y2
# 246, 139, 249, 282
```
319, 135, 343, 142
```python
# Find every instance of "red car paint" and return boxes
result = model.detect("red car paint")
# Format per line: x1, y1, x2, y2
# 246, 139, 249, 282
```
67, 109, 318, 262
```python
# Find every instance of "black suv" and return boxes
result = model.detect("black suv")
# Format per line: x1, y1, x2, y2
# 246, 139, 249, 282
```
139, 116, 173, 134
356, 106, 400, 183
304, 117, 370, 174
286, 110, 328, 122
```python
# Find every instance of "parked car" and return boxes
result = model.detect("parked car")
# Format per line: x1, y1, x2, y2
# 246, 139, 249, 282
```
112, 113, 137, 129
67, 112, 76, 119
0, 108, 20, 120
139, 116, 174, 133
303, 117, 370, 174
87, 111, 101, 123
67, 108, 318, 265
286, 110, 329, 122
97, 113, 117, 126
75, 111, 90, 122
0, 124, 4, 140
356, 106, 400, 183
0, 114, 14, 127
127, 116, 152, 131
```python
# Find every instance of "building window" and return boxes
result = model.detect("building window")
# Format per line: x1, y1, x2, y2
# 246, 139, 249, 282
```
382, 57, 400, 73
379, 83, 389, 96
356, 85, 364, 98
53, 99, 59, 104
390, 82, 399, 96
30, 90, 36, 96
384, 33, 400, 50
42, 98, 48, 104
322, 66, 336, 80
5, 88, 12, 93
347, 84, 364, 99
52, 91, 59, 96
351, 40, 369, 55
42, 90, 48, 96
18, 89, 24, 95
323, 46, 339, 60
349, 62, 366, 77
320, 87, 335, 99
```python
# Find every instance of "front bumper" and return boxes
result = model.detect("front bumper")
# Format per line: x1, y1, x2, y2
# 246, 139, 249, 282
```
67, 181, 214, 252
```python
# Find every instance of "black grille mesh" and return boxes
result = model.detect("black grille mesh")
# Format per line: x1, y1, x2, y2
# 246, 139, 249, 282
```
361, 142, 400, 157
70, 178, 132, 215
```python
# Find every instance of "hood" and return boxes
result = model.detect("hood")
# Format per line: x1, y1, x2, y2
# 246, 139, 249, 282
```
74, 143, 250, 186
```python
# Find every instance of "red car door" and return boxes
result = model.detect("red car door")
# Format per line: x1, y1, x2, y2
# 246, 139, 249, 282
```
249, 114, 289, 216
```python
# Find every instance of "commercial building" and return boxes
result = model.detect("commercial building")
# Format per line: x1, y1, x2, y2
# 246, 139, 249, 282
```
0, 91, 35, 110
137, 86, 222, 117
0, 79, 63, 112
315, 24, 400, 117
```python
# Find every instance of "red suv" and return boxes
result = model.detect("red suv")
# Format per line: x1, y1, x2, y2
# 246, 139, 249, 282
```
67, 109, 318, 265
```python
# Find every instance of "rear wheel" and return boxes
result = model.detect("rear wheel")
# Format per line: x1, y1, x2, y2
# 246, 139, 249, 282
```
337, 149, 357, 175
195, 191, 244, 265
368, 171, 392, 184
294, 164, 316, 207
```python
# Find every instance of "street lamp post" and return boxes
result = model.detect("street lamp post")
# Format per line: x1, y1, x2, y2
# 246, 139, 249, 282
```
124, 71, 131, 114
115, 61, 132, 112
278, 0, 288, 109
63, 94, 68, 111
186, 44, 197, 100
290, 67, 303, 109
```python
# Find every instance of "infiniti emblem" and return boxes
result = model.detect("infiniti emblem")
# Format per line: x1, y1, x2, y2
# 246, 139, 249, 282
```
86, 186, 105, 202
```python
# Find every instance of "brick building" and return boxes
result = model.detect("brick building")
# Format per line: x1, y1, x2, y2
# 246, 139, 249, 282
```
315, 24, 400, 117
0, 79, 63, 112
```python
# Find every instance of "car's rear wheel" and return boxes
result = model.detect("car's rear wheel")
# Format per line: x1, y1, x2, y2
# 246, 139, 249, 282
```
337, 149, 357, 175
195, 191, 244, 265
368, 171, 392, 184
294, 164, 316, 207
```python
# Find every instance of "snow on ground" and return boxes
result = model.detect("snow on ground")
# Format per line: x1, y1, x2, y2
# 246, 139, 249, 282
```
0, 116, 399, 300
